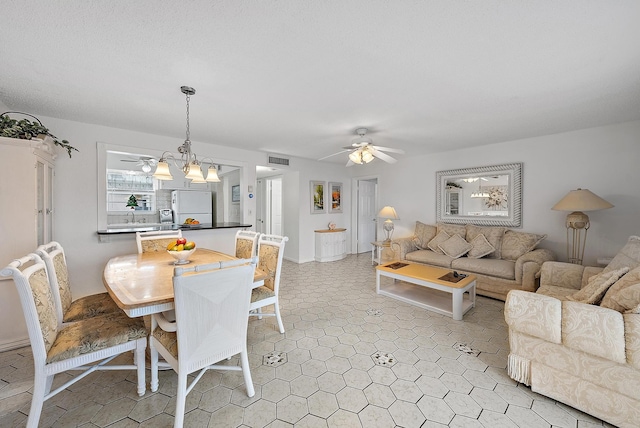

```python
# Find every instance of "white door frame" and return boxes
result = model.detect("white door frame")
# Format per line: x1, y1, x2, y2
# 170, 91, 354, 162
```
350, 174, 379, 254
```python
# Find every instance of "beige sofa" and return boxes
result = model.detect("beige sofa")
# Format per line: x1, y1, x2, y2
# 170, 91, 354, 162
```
390, 222, 555, 300
505, 236, 640, 428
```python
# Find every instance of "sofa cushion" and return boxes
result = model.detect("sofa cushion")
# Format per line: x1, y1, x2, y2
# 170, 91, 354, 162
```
413, 221, 437, 250
438, 234, 472, 258
437, 223, 466, 240
536, 285, 578, 300
451, 257, 515, 280
501, 230, 546, 261
406, 250, 453, 268
609, 283, 640, 314
600, 266, 640, 311
427, 231, 450, 255
567, 267, 630, 305
465, 224, 505, 259
603, 235, 640, 273
467, 234, 496, 259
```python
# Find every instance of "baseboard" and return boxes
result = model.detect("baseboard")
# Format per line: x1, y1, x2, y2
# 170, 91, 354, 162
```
0, 337, 30, 352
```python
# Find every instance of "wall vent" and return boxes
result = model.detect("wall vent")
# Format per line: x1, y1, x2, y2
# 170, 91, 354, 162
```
267, 154, 290, 167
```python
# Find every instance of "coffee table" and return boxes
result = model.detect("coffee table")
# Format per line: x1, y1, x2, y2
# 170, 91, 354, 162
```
376, 261, 476, 320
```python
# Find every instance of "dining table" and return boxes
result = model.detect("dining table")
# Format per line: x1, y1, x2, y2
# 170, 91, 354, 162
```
102, 248, 267, 318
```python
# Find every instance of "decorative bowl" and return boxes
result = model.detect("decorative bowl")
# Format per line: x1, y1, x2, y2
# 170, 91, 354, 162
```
167, 248, 196, 265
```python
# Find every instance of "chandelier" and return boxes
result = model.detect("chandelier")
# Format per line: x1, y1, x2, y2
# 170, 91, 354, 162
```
152, 86, 220, 183
348, 146, 375, 164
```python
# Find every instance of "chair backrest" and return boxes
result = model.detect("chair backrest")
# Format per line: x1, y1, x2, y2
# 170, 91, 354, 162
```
257, 234, 288, 293
235, 230, 261, 259
0, 253, 59, 364
35, 241, 71, 324
136, 230, 183, 253
172, 257, 257, 373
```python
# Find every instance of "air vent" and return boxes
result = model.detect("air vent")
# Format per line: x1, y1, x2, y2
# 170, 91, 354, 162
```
267, 154, 290, 167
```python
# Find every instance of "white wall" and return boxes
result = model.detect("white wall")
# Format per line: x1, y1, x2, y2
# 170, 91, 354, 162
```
364, 120, 640, 266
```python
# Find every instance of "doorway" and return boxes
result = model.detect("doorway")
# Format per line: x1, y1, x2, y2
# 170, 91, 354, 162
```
352, 177, 378, 254
256, 166, 284, 235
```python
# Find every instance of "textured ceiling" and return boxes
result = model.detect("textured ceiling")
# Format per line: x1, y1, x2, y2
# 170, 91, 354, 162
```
1, 1, 639, 163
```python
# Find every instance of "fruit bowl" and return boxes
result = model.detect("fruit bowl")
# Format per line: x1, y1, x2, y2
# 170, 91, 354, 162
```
167, 248, 196, 265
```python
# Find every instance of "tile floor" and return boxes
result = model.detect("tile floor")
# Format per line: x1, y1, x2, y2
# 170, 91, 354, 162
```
0, 254, 614, 427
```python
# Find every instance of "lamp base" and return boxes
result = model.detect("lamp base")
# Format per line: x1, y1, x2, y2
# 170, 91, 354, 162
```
383, 220, 394, 243
566, 212, 590, 265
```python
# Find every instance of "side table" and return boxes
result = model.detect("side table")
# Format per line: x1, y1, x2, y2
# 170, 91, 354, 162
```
371, 241, 392, 266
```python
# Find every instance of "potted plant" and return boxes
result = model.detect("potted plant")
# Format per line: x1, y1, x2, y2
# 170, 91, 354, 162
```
0, 112, 78, 157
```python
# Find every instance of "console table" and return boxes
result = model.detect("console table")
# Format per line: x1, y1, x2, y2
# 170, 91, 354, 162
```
314, 228, 347, 262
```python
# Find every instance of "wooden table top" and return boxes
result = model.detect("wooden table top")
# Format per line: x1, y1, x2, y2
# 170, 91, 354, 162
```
103, 248, 266, 314
376, 261, 476, 289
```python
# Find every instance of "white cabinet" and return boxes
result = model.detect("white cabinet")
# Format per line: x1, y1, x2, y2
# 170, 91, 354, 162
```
314, 229, 347, 262
445, 188, 462, 215
0, 136, 56, 350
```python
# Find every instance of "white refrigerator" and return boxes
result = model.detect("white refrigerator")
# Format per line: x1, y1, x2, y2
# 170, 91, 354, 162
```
171, 190, 213, 224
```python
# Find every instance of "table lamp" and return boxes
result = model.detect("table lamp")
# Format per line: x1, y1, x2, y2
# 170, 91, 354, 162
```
551, 188, 613, 264
378, 206, 399, 243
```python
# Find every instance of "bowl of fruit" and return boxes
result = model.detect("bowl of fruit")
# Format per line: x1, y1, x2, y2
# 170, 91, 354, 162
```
167, 238, 197, 265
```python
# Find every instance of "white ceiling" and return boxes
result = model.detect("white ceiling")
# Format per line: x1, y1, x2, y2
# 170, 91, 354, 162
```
1, 1, 639, 164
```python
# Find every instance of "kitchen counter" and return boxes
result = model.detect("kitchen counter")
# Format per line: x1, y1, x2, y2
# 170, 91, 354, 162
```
97, 222, 252, 235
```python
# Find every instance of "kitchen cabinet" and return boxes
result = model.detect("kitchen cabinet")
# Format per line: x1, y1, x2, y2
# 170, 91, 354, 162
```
314, 228, 347, 262
0, 136, 56, 350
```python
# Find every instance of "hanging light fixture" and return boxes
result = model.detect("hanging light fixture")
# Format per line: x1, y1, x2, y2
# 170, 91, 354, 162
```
348, 147, 375, 165
470, 180, 489, 198
153, 86, 220, 182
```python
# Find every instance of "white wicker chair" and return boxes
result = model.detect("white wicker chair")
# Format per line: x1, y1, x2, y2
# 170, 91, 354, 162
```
149, 258, 257, 428
250, 234, 288, 333
136, 229, 183, 253
0, 253, 147, 428
36, 241, 122, 323
234, 230, 261, 259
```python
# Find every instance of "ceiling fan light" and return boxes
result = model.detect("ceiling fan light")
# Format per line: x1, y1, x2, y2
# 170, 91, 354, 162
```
361, 149, 374, 163
141, 161, 151, 173
153, 161, 173, 180
349, 150, 363, 164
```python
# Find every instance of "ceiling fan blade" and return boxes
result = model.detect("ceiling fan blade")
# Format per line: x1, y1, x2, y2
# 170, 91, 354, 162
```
369, 148, 398, 164
318, 149, 352, 161
371, 145, 405, 154
346, 159, 355, 167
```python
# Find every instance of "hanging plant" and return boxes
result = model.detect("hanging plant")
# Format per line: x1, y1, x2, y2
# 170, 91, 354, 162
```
0, 112, 78, 158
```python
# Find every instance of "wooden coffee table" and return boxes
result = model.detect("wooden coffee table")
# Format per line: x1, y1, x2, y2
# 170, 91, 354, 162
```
376, 261, 476, 320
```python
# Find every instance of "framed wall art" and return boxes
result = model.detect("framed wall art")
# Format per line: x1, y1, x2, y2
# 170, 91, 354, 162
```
310, 181, 325, 214
231, 185, 240, 202
328, 182, 342, 213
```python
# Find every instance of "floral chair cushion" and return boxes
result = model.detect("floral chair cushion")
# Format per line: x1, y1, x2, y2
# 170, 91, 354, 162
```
63, 293, 123, 323
141, 238, 177, 253
258, 244, 280, 291
235, 238, 255, 259
53, 252, 72, 315
30, 267, 59, 353
152, 327, 178, 360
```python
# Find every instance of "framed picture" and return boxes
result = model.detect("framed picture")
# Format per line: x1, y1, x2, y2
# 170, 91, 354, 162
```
232, 185, 240, 202
310, 181, 325, 214
328, 182, 342, 213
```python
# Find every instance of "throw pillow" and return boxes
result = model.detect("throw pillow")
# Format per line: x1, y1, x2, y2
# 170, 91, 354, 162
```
428, 231, 450, 255
437, 223, 466, 240
465, 224, 505, 259
603, 235, 640, 274
567, 267, 630, 305
601, 266, 640, 311
467, 234, 496, 259
609, 283, 640, 314
438, 234, 472, 258
413, 221, 437, 250
501, 230, 546, 261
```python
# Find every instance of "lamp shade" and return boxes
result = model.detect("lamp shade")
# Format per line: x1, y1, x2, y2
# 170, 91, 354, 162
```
205, 166, 220, 182
378, 206, 399, 220
551, 188, 613, 212
152, 161, 173, 180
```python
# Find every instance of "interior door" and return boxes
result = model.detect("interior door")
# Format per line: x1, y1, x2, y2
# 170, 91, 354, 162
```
267, 177, 283, 235
256, 179, 266, 233
357, 179, 377, 253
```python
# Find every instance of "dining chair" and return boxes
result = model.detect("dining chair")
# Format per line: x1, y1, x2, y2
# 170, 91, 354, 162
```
235, 230, 261, 258
0, 253, 147, 428
136, 229, 183, 253
250, 234, 288, 333
36, 241, 122, 323
149, 257, 257, 428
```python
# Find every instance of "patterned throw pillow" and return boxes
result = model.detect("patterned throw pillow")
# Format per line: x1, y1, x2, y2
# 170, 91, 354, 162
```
438, 234, 472, 258
436, 223, 466, 240
467, 234, 496, 259
427, 231, 450, 255
413, 221, 437, 250
600, 266, 640, 311
501, 230, 546, 261
603, 236, 640, 273
609, 283, 640, 314
567, 267, 630, 305
465, 224, 505, 259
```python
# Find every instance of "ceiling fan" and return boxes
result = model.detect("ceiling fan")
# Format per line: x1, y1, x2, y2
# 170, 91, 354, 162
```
121, 156, 158, 173
319, 128, 405, 166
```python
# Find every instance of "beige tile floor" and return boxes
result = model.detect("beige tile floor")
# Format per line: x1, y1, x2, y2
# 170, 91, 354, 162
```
0, 254, 614, 427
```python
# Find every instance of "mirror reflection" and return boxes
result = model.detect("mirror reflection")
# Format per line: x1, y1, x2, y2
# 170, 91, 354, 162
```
436, 163, 522, 227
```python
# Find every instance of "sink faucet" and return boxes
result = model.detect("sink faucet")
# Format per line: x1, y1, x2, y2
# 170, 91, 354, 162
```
126, 211, 136, 224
